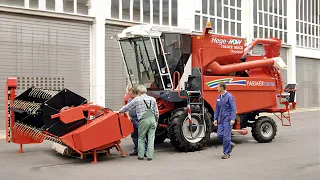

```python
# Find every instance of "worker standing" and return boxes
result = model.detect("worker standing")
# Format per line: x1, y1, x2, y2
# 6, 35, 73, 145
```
213, 82, 236, 159
126, 85, 148, 156
119, 84, 159, 161
126, 85, 139, 156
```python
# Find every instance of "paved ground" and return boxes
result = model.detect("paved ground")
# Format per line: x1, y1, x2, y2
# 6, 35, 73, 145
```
0, 110, 319, 180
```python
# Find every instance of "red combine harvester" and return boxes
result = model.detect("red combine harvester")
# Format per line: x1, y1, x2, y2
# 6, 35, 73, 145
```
5, 77, 133, 163
117, 22, 297, 152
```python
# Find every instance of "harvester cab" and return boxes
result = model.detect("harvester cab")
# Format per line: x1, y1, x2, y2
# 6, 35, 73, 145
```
117, 23, 297, 152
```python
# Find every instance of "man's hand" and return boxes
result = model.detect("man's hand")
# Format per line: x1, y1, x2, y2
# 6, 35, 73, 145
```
230, 120, 235, 126
213, 120, 217, 126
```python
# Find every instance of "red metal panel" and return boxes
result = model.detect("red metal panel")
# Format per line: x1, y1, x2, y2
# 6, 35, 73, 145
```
118, 113, 134, 138
203, 76, 278, 114
51, 106, 85, 124
65, 113, 125, 152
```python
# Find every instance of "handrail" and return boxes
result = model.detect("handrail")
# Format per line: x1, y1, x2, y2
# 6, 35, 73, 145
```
173, 71, 187, 99
199, 48, 204, 95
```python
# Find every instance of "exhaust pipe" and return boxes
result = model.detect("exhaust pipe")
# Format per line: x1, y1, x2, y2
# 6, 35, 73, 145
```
232, 129, 248, 135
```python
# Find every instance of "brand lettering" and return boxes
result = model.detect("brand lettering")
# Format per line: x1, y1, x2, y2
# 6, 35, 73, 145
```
211, 37, 243, 45
247, 81, 275, 86
230, 50, 243, 54
211, 37, 227, 45
247, 81, 264, 86
228, 39, 242, 45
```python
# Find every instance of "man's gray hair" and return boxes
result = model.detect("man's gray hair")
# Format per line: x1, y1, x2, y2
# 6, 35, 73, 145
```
137, 84, 147, 94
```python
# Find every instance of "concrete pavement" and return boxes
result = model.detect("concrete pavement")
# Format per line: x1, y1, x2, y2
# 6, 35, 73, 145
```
1, 106, 319, 139
0, 109, 319, 180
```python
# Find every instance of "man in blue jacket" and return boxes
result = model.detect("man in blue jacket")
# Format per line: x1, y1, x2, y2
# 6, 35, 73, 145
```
213, 82, 236, 159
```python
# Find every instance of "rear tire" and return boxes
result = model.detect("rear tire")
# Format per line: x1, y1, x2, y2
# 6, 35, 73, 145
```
251, 116, 277, 143
168, 107, 211, 152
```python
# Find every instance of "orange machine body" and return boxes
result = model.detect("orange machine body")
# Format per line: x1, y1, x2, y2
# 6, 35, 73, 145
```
57, 106, 133, 152
6, 77, 43, 146
118, 23, 297, 153
191, 28, 286, 115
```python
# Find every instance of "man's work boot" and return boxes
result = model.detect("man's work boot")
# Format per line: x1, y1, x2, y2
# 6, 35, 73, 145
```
130, 152, 138, 156
230, 143, 235, 153
221, 154, 229, 159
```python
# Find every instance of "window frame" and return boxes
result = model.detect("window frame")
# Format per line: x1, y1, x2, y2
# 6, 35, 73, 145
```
195, 0, 242, 37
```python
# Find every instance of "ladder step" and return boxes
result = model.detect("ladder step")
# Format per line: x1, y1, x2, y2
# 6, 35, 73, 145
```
160, 73, 170, 76
187, 91, 201, 94
191, 125, 205, 127
190, 102, 203, 105
190, 113, 203, 116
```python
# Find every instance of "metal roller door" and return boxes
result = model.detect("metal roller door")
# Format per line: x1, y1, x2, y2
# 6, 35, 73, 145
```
0, 12, 91, 129
252, 45, 288, 83
296, 57, 320, 108
105, 24, 128, 110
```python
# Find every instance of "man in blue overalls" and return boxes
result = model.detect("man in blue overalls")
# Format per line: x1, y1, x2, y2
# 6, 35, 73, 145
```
213, 82, 236, 159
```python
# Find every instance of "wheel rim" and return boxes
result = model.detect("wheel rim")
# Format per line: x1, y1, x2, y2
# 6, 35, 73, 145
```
182, 115, 206, 143
260, 122, 273, 138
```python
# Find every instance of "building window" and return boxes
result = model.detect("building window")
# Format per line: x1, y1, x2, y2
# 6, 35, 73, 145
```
195, 0, 242, 37
133, 0, 141, 22
46, 0, 55, 11
111, 0, 120, 19
143, 0, 150, 23
29, 0, 39, 9
122, 0, 130, 20
61, 0, 89, 15
153, 0, 160, 24
0, 0, 24, 7
296, 0, 320, 49
63, 0, 74, 13
253, 0, 288, 44
172, 0, 178, 26
111, 0, 178, 26
162, 0, 169, 25
0, 0, 88, 15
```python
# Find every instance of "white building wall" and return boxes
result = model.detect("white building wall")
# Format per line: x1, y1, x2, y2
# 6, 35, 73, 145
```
1, 0, 320, 107
287, 0, 297, 84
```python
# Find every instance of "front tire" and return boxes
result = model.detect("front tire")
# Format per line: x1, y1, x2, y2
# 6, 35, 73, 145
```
168, 107, 211, 152
251, 116, 277, 143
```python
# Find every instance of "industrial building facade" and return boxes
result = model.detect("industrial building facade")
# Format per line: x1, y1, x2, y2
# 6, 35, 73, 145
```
0, 0, 319, 129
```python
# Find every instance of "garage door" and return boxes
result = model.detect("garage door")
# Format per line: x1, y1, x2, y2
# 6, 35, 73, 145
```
105, 24, 129, 110
296, 57, 320, 108
0, 12, 91, 129
252, 45, 288, 83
